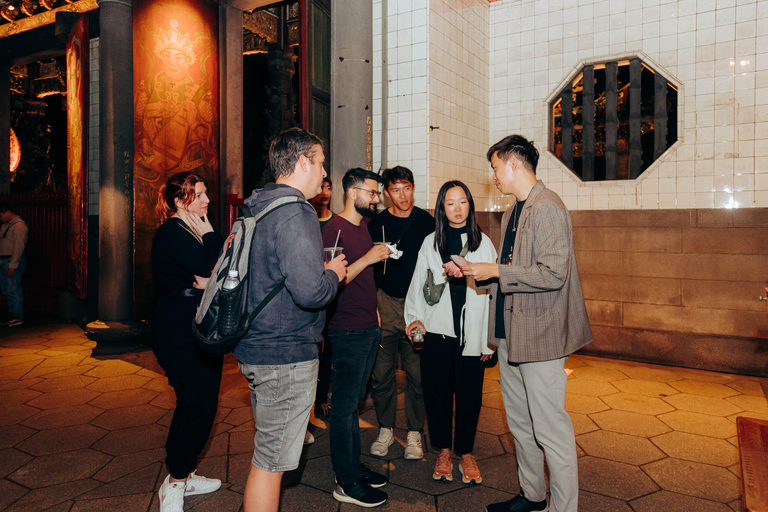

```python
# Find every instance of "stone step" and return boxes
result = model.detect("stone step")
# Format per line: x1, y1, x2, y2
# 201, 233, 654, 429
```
737, 416, 768, 511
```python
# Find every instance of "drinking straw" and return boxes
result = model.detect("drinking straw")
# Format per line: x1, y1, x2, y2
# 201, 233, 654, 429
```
382, 226, 387, 275
333, 229, 341, 259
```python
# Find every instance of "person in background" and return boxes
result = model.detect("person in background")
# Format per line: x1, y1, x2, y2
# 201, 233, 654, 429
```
311, 175, 335, 420
367, 166, 434, 460
322, 168, 392, 508
403, 181, 496, 485
311, 176, 335, 230
151, 172, 224, 512
0, 204, 28, 327
460, 135, 592, 512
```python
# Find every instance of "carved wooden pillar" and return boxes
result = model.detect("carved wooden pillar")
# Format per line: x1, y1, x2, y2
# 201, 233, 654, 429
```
605, 61, 618, 181
582, 65, 594, 181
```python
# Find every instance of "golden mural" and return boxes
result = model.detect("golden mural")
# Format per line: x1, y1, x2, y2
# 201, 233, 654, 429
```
133, 0, 219, 317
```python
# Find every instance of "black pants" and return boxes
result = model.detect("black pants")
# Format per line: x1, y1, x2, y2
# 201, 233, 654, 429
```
152, 296, 223, 479
420, 332, 484, 455
315, 331, 333, 406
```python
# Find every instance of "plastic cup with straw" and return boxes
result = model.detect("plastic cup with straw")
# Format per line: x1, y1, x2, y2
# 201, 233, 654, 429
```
332, 229, 341, 259
382, 226, 387, 275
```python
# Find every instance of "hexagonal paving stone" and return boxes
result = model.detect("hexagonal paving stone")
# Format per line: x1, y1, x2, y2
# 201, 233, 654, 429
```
93, 447, 165, 483
483, 391, 506, 410
92, 424, 169, 456
0, 377, 42, 391
25, 363, 96, 380
565, 393, 609, 414
0, 404, 39, 426
90, 404, 167, 430
726, 380, 765, 397
613, 379, 680, 398
620, 366, 682, 382
672, 368, 739, 384
658, 410, 736, 438
0, 424, 36, 449
578, 355, 632, 371
476, 406, 511, 435
579, 490, 634, 511
726, 394, 768, 414
0, 448, 33, 479
219, 387, 252, 409
21, 404, 103, 430
88, 388, 160, 409
577, 430, 665, 465
9, 449, 112, 487
0, 478, 29, 511
643, 458, 741, 503
569, 412, 599, 435
663, 393, 743, 417
669, 380, 741, 399
601, 393, 675, 415
631, 490, 733, 512
4, 478, 100, 512
29, 375, 97, 392
78, 463, 161, 499
579, 456, 659, 500
590, 410, 671, 437
566, 378, 619, 397
84, 360, 141, 378
35, 352, 88, 368
69, 493, 154, 512
85, 374, 152, 393
16, 424, 108, 456
570, 366, 628, 382
651, 431, 738, 467
26, 388, 100, 410
0, 388, 42, 406
0, 353, 45, 369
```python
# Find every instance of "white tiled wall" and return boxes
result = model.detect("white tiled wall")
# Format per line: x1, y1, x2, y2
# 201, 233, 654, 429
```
428, 0, 490, 209
88, 37, 99, 215
488, 0, 767, 210
373, 0, 431, 207
373, 0, 490, 210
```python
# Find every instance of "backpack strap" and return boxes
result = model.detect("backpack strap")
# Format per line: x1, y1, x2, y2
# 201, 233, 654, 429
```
392, 211, 418, 246
246, 279, 285, 326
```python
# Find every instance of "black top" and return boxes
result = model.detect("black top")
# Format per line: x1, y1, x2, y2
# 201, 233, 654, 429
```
318, 212, 334, 230
368, 207, 435, 299
444, 225, 468, 336
495, 200, 526, 339
151, 218, 223, 292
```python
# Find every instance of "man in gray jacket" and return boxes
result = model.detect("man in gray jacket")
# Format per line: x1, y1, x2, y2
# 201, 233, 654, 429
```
234, 128, 347, 512
461, 135, 592, 512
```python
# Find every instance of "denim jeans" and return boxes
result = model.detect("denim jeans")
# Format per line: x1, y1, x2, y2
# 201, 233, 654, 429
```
329, 326, 380, 484
0, 256, 24, 319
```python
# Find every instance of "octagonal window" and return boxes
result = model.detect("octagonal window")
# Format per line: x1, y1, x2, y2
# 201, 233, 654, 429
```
550, 58, 678, 181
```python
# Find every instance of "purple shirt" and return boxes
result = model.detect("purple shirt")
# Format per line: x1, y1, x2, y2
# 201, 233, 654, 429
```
322, 215, 378, 331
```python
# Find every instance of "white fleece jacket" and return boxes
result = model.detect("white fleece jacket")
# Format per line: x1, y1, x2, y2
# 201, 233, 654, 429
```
404, 231, 497, 356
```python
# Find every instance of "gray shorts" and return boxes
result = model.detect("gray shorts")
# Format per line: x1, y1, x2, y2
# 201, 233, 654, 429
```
239, 359, 319, 472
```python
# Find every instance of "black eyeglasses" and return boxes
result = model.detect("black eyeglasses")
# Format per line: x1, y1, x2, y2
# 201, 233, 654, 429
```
353, 187, 381, 198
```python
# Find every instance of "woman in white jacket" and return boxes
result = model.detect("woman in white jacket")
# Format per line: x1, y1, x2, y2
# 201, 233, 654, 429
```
404, 181, 497, 486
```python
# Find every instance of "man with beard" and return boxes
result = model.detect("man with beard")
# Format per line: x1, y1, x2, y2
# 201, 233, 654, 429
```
322, 168, 393, 508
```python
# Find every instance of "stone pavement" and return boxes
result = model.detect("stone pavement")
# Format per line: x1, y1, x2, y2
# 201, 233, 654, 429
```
1, 320, 767, 511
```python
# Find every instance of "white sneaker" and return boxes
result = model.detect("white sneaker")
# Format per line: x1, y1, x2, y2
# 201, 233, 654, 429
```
370, 427, 394, 457
304, 430, 315, 445
158, 475, 185, 512
184, 470, 221, 496
404, 431, 423, 460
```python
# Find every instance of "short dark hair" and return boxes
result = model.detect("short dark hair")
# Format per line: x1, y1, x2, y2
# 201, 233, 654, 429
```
0, 203, 10, 214
268, 127, 324, 181
487, 135, 539, 174
342, 168, 383, 194
323, 176, 332, 187
381, 166, 414, 188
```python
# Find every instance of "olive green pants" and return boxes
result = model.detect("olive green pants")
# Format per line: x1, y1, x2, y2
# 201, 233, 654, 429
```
371, 289, 425, 432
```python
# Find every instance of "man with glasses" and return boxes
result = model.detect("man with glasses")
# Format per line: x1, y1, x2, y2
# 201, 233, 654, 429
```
321, 168, 393, 508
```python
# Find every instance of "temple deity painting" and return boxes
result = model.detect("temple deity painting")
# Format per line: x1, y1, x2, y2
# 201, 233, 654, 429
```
133, 0, 219, 318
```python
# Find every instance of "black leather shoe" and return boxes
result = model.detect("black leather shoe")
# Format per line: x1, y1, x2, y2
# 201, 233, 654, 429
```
333, 480, 387, 508
485, 492, 549, 512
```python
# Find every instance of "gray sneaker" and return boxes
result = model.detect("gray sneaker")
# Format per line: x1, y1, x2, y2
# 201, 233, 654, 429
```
370, 427, 394, 457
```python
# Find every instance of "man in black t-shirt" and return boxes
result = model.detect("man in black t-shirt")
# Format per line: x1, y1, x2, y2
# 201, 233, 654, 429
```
367, 166, 435, 461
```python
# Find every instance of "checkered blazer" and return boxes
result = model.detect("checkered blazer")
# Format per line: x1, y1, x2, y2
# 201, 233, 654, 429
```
487, 180, 592, 363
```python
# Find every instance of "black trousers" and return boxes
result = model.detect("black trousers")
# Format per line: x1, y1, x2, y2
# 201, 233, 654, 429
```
420, 332, 485, 455
152, 296, 223, 479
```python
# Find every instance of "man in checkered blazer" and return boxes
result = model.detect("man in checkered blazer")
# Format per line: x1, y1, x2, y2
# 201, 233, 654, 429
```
460, 135, 592, 512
